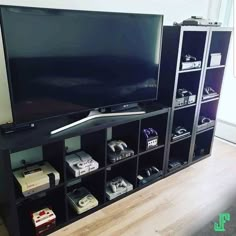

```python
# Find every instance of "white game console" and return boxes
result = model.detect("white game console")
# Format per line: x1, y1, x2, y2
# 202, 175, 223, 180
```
106, 177, 133, 200
67, 187, 99, 214
66, 151, 99, 178
13, 162, 60, 197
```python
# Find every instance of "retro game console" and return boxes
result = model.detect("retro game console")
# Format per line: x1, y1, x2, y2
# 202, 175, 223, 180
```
202, 87, 219, 100
13, 162, 60, 197
67, 187, 98, 214
197, 116, 215, 132
175, 88, 196, 107
171, 126, 190, 141
66, 151, 99, 178
168, 160, 187, 172
106, 177, 133, 200
141, 128, 159, 150
181, 54, 202, 70
176, 16, 222, 27
137, 166, 163, 186
31, 207, 56, 236
107, 140, 134, 163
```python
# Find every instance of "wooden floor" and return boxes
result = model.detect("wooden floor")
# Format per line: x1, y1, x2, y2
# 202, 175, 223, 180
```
1, 138, 236, 236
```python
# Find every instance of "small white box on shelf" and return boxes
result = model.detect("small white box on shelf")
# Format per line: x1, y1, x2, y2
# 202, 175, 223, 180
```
210, 53, 222, 67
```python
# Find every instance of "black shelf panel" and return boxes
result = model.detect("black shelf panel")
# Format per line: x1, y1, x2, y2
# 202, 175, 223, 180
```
106, 155, 138, 168
15, 183, 65, 206
139, 144, 165, 156
196, 126, 215, 135
201, 97, 219, 104
174, 103, 196, 111
170, 135, 192, 145
66, 167, 105, 185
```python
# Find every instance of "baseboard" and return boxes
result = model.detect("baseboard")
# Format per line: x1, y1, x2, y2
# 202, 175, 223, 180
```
215, 119, 236, 144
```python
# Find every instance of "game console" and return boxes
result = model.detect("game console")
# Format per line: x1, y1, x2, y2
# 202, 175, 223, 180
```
181, 54, 202, 70
168, 160, 187, 172
31, 207, 56, 236
177, 16, 222, 27
106, 177, 133, 200
197, 116, 215, 132
66, 151, 99, 178
13, 162, 60, 197
202, 87, 219, 100
137, 166, 163, 186
171, 126, 190, 141
107, 140, 134, 163
175, 88, 196, 107
67, 187, 99, 214
141, 128, 159, 150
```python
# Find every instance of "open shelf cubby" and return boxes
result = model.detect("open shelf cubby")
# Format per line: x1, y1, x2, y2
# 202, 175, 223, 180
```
193, 129, 214, 162
17, 186, 66, 236
207, 31, 231, 67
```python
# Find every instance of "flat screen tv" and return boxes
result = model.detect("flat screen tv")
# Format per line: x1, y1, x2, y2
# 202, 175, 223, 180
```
0, 6, 163, 124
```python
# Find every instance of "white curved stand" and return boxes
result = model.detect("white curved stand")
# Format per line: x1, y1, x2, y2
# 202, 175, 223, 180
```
50, 110, 145, 135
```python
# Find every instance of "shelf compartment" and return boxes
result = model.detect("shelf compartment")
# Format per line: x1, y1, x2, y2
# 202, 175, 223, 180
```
138, 149, 164, 186
173, 105, 196, 133
193, 129, 214, 162
140, 113, 168, 153
168, 138, 191, 173
107, 121, 139, 155
66, 170, 105, 220
207, 31, 231, 67
106, 158, 137, 200
199, 99, 219, 123
17, 186, 66, 236
179, 31, 207, 70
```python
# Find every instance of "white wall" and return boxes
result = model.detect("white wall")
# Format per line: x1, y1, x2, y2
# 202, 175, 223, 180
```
0, 0, 211, 25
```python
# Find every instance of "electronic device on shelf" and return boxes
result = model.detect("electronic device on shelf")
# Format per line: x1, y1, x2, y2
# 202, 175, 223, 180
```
106, 177, 133, 200
175, 88, 196, 107
31, 207, 56, 236
66, 151, 99, 177
0, 6, 163, 132
141, 128, 159, 150
137, 166, 163, 186
13, 162, 60, 197
174, 16, 221, 27
197, 116, 215, 132
171, 126, 190, 141
67, 187, 99, 215
202, 87, 219, 100
210, 53, 222, 67
107, 140, 134, 163
181, 54, 202, 70
168, 160, 187, 172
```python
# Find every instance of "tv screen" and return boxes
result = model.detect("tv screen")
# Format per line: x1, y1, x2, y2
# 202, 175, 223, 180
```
0, 6, 163, 123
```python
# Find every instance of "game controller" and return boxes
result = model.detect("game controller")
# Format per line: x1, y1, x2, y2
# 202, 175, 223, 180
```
199, 116, 211, 125
110, 177, 127, 193
172, 126, 190, 141
145, 166, 160, 177
143, 128, 158, 139
77, 194, 95, 208
108, 140, 128, 152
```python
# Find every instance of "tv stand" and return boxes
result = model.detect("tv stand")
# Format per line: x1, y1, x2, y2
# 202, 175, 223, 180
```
50, 109, 145, 135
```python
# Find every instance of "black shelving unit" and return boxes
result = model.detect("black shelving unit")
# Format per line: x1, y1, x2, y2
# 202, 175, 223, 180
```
0, 105, 170, 236
159, 26, 232, 171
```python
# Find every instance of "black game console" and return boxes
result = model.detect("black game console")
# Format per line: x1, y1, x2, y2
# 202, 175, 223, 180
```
202, 87, 219, 100
107, 140, 134, 163
197, 116, 215, 132
168, 160, 187, 172
175, 88, 196, 107
171, 126, 190, 141
141, 128, 159, 150
137, 166, 163, 186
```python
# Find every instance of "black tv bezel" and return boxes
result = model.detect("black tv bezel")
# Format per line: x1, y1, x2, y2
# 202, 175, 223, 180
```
0, 5, 164, 125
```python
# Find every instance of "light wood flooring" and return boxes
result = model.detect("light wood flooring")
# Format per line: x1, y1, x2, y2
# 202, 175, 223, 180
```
1, 138, 236, 236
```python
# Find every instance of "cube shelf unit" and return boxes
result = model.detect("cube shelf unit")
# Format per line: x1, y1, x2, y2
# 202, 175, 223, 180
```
159, 26, 232, 171
0, 105, 170, 236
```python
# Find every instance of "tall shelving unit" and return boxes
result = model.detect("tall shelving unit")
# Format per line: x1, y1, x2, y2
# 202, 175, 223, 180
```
159, 26, 232, 171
